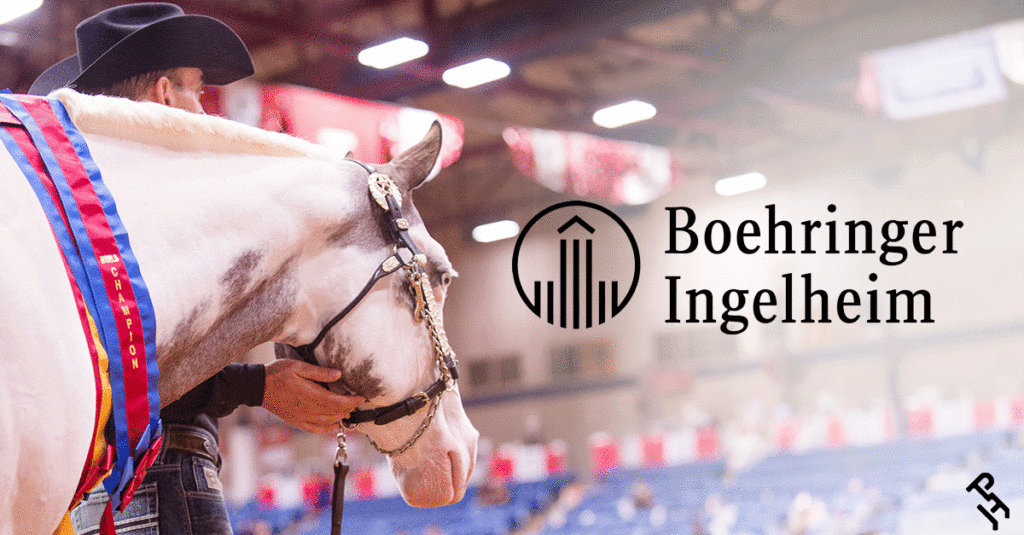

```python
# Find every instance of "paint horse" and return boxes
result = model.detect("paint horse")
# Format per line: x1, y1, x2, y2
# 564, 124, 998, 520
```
0, 89, 479, 535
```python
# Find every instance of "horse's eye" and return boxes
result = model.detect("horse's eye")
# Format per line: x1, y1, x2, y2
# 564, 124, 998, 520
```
441, 273, 453, 287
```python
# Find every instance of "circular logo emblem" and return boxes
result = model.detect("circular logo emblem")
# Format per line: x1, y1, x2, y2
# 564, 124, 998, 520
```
512, 201, 640, 328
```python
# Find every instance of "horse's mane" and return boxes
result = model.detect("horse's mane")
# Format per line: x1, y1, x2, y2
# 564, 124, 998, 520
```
52, 89, 333, 160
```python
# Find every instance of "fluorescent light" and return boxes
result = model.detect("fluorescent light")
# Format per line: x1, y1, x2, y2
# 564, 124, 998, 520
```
0, 0, 42, 25
592, 100, 657, 128
472, 220, 520, 243
357, 37, 429, 69
715, 172, 767, 196
0, 30, 19, 46
442, 58, 510, 88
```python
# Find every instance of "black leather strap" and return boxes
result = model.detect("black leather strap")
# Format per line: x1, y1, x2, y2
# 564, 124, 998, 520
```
291, 253, 404, 362
342, 377, 448, 426
288, 165, 460, 428
330, 461, 348, 535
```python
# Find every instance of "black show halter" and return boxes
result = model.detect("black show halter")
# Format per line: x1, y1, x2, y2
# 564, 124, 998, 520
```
287, 160, 459, 535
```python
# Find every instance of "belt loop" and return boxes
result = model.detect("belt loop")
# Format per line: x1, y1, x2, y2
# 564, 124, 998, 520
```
155, 425, 171, 465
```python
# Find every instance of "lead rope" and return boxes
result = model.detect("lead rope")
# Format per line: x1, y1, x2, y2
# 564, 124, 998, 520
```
331, 425, 348, 535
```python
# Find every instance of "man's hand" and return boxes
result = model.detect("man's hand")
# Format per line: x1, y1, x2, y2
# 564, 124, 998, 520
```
262, 359, 365, 433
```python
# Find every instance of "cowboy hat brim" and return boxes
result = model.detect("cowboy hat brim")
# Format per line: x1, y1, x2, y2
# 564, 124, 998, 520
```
29, 56, 82, 96
30, 14, 253, 96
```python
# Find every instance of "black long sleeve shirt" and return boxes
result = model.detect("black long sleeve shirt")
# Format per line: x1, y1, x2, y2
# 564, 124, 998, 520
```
160, 363, 265, 441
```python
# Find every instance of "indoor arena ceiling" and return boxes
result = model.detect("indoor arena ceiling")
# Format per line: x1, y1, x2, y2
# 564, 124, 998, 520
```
3, 0, 1023, 229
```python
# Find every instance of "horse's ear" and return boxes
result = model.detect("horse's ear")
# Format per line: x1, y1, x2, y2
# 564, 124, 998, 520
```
388, 120, 442, 190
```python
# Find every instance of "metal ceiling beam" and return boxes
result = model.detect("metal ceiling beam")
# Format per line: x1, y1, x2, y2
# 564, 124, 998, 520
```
313, 0, 406, 23
172, 0, 304, 32
171, 0, 369, 49
593, 37, 723, 74
331, 0, 710, 101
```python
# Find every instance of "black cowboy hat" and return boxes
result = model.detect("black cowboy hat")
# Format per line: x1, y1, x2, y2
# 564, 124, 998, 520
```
29, 2, 254, 96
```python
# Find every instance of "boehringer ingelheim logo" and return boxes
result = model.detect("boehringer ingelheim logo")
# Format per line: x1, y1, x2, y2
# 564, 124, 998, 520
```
512, 201, 640, 329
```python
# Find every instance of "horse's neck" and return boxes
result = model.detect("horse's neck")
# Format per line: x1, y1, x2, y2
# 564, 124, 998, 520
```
88, 134, 353, 405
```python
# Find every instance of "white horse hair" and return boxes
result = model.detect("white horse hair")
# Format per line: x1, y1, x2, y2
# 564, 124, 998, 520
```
52, 88, 332, 159
0, 90, 478, 534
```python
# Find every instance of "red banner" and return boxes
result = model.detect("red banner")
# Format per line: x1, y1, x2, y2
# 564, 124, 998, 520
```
503, 126, 682, 205
203, 83, 463, 174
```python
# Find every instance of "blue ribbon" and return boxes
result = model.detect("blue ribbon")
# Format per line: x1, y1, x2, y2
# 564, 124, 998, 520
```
0, 95, 161, 509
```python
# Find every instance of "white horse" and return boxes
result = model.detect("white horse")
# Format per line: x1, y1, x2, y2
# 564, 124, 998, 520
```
0, 89, 479, 535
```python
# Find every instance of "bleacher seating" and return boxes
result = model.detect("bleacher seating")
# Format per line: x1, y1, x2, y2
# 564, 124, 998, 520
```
230, 474, 574, 535
540, 461, 723, 535
228, 431, 1019, 534
539, 430, 1014, 535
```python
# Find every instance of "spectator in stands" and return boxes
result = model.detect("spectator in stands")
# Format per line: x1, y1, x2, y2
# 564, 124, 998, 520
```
238, 520, 272, 535
476, 474, 511, 507
786, 491, 834, 535
831, 477, 866, 534
850, 486, 887, 535
423, 525, 449, 535
828, 478, 888, 535
616, 479, 660, 525
704, 493, 738, 535
723, 416, 768, 483
630, 479, 656, 509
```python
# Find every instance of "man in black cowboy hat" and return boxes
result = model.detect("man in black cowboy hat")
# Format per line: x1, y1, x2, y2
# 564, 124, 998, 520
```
35, 4, 365, 534
29, 1, 253, 99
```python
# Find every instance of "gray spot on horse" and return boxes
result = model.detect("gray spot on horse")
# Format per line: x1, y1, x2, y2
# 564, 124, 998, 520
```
164, 298, 211, 364
317, 331, 385, 399
220, 250, 263, 300
330, 358, 385, 400
321, 331, 353, 366
157, 258, 298, 405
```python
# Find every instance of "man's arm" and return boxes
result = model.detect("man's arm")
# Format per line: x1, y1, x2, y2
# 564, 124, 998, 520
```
162, 361, 363, 433
161, 363, 264, 424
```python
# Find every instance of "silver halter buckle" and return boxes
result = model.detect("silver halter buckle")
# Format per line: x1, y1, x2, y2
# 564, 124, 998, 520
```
368, 173, 402, 211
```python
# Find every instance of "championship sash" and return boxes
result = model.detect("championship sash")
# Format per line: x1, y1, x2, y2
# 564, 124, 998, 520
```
0, 93, 162, 530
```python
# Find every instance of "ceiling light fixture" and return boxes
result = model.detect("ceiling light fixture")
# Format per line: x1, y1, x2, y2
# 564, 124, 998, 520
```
0, 30, 20, 46
357, 37, 429, 69
442, 58, 511, 88
472, 220, 520, 243
592, 100, 657, 128
715, 172, 767, 196
0, 0, 42, 25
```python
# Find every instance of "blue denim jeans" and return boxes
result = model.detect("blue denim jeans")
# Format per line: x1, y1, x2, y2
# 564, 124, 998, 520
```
71, 426, 232, 535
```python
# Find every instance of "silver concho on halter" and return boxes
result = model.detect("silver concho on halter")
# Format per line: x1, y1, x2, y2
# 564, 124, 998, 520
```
368, 173, 402, 211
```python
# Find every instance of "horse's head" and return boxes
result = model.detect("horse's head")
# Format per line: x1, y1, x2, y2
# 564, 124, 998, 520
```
285, 121, 478, 507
